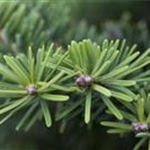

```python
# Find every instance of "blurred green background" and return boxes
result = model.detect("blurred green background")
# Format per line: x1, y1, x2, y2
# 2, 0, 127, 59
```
0, 0, 150, 150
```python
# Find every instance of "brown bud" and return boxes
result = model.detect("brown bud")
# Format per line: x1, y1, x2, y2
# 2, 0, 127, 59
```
26, 85, 36, 95
132, 122, 149, 133
75, 74, 93, 88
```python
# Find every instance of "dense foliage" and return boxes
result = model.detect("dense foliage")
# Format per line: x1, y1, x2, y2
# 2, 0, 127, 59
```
0, 1, 150, 150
